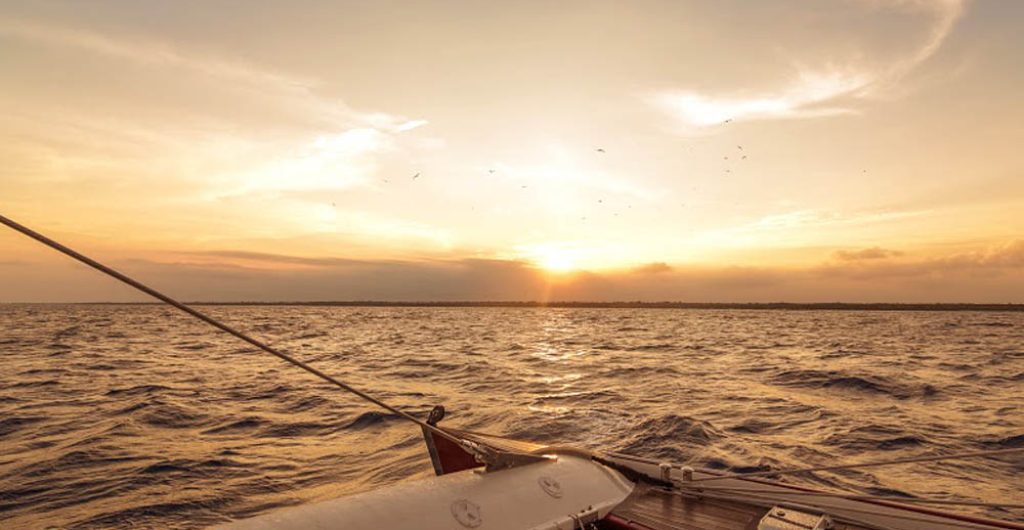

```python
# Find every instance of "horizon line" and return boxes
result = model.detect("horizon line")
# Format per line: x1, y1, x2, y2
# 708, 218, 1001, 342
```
3, 301, 1023, 311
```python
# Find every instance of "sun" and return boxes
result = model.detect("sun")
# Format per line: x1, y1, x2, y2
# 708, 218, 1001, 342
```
536, 248, 577, 273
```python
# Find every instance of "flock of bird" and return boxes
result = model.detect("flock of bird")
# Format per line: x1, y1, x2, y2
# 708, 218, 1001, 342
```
369, 142, 749, 188
324, 133, 768, 221
322, 123, 872, 235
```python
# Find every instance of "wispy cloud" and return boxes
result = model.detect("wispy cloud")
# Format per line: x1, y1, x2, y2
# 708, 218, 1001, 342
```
0, 15, 350, 122
207, 128, 394, 198
652, 0, 967, 129
653, 70, 869, 127
0, 16, 432, 200
750, 209, 928, 231
693, 208, 932, 250
834, 247, 904, 261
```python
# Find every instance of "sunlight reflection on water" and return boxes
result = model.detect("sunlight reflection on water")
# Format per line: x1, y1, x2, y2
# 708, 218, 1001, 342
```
0, 305, 1022, 528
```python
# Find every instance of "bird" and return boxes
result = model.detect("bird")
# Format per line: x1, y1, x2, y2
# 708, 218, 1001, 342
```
742, 155, 747, 159
724, 156, 729, 160
596, 148, 606, 153
412, 172, 420, 180
521, 185, 528, 189
722, 118, 732, 124
737, 145, 743, 150
488, 169, 496, 174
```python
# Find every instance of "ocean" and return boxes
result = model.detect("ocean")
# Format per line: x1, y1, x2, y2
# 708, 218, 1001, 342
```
1, 305, 1022, 528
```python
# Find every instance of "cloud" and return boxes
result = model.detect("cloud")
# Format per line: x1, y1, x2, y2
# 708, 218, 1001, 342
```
823, 240, 1024, 279
0, 16, 435, 204
0, 15, 352, 123
5, 239, 1022, 303
171, 250, 377, 269
834, 247, 904, 261
652, 0, 967, 128
207, 128, 394, 198
695, 208, 931, 249
749, 209, 929, 231
653, 70, 868, 127
632, 262, 673, 274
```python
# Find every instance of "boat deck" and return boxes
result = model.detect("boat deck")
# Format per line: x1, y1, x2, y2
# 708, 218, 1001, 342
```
603, 483, 872, 530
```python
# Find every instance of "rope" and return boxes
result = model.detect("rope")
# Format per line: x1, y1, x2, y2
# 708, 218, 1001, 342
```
0, 214, 488, 460
686, 447, 1024, 483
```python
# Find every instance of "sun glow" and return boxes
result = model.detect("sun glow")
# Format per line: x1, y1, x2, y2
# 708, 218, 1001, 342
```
534, 247, 577, 273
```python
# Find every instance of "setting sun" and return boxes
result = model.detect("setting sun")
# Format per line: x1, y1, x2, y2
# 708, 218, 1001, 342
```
536, 248, 576, 273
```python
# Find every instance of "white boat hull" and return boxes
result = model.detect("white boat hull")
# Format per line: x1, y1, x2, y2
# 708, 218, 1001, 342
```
217, 454, 634, 530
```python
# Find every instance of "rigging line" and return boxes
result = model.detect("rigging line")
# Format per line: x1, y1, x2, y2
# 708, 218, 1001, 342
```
0, 214, 485, 458
674, 485, 1024, 509
686, 447, 1024, 483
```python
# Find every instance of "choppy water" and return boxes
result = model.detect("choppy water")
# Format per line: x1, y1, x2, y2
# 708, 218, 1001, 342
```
1, 305, 1022, 529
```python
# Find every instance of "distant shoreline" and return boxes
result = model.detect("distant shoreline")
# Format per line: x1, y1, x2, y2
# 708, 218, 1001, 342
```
8, 301, 1023, 311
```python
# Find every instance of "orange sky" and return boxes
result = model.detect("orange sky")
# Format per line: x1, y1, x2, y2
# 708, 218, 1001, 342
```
1, 0, 1023, 302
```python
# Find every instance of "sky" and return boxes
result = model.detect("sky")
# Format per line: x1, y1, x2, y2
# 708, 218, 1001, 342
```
1, 0, 1023, 302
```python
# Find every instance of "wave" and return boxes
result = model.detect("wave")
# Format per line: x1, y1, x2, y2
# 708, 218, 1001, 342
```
202, 417, 268, 436
0, 415, 46, 438
106, 384, 175, 397
2, 304, 1021, 528
343, 411, 403, 430
769, 369, 937, 399
617, 414, 724, 458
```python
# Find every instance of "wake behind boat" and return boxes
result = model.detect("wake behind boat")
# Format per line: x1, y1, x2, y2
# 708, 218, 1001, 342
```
3, 214, 1022, 530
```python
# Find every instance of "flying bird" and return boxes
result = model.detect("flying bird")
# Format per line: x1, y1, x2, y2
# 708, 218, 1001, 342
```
412, 172, 420, 180
596, 148, 606, 153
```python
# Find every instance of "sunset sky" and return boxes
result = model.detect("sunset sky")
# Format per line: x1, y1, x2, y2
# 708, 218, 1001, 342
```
2, 0, 1023, 302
